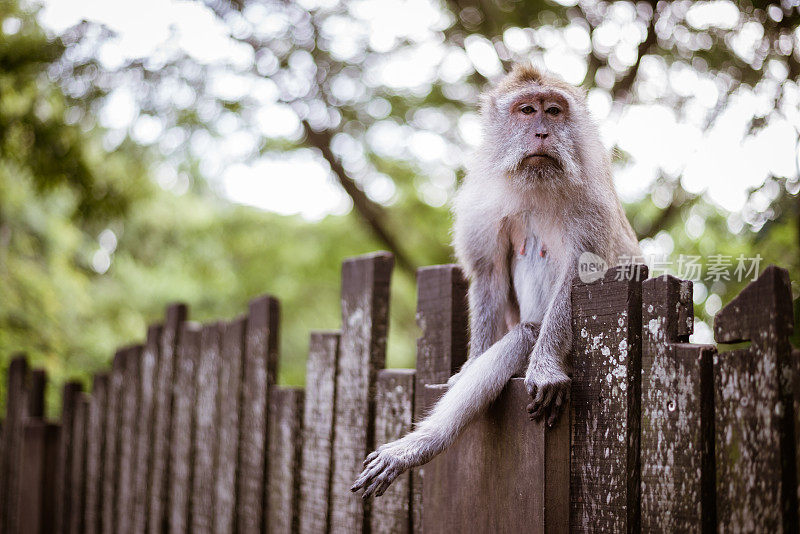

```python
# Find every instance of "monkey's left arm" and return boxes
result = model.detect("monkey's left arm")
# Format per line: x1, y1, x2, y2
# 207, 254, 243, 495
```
524, 263, 574, 426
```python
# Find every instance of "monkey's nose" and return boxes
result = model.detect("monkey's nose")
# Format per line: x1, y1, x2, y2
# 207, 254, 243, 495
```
535, 132, 548, 139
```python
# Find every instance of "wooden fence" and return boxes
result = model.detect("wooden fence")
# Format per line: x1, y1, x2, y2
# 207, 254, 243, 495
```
0, 251, 798, 533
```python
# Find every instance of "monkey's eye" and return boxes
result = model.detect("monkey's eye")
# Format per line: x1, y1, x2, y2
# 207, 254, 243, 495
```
520, 105, 535, 115
546, 106, 561, 116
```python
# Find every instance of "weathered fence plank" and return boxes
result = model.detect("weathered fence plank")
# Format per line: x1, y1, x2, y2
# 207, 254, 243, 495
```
116, 346, 142, 534
330, 251, 394, 534
570, 264, 647, 533
298, 331, 341, 534
413, 265, 469, 416
16, 367, 47, 534
1, 356, 29, 534
56, 379, 84, 534
411, 264, 468, 534
169, 323, 201, 533
215, 317, 247, 534
238, 295, 280, 534
793, 346, 800, 528
370, 369, 415, 534
28, 369, 47, 418
641, 275, 717, 532
267, 386, 305, 534
132, 325, 162, 534
147, 303, 187, 534
214, 317, 247, 534
192, 322, 222, 534
101, 351, 126, 534
713, 265, 798, 532
422, 379, 570, 533
69, 395, 89, 534
18, 420, 60, 534
84, 374, 108, 534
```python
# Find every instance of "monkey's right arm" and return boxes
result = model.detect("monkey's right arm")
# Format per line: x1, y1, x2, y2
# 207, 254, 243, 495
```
467, 263, 511, 356
447, 264, 509, 386
449, 181, 513, 384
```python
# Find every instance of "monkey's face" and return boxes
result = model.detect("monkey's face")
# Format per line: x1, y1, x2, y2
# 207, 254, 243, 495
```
484, 87, 580, 187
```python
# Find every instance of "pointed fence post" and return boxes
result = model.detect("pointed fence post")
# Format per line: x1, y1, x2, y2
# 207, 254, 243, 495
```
56, 379, 84, 534
101, 350, 125, 534
1, 356, 30, 534
132, 325, 162, 534
411, 264, 468, 534
570, 264, 648, 533
713, 266, 798, 531
266, 386, 305, 534
192, 322, 222, 534
214, 317, 246, 534
116, 345, 142, 534
329, 252, 394, 534
148, 303, 188, 534
370, 369, 415, 534
237, 295, 280, 534
18, 420, 59, 534
69, 395, 89, 534
298, 331, 341, 534
84, 374, 108, 534
640, 275, 716, 532
169, 324, 201, 533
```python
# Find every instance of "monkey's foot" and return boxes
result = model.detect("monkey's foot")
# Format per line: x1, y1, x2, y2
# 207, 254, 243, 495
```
524, 364, 570, 427
351, 441, 416, 499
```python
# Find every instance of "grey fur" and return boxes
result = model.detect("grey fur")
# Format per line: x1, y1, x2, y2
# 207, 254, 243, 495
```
351, 65, 641, 499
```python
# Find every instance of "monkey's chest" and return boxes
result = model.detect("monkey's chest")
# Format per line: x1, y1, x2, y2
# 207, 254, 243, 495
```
510, 232, 560, 324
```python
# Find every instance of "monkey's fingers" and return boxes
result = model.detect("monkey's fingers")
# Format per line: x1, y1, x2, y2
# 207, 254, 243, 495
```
362, 466, 399, 500
363, 450, 379, 467
532, 384, 546, 406
353, 460, 387, 490
528, 382, 555, 420
351, 458, 387, 493
362, 476, 384, 499
541, 385, 558, 411
374, 469, 400, 497
528, 391, 548, 421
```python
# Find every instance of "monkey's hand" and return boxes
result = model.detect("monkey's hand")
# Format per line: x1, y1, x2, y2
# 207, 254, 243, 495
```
524, 356, 570, 427
351, 439, 418, 499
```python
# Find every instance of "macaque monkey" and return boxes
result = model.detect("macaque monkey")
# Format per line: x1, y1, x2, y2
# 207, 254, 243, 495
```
352, 64, 641, 499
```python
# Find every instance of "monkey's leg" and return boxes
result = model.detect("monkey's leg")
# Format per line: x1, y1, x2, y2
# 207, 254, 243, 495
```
351, 322, 540, 499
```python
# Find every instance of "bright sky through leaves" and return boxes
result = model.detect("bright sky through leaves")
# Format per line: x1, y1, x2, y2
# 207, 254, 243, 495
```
38, 0, 800, 220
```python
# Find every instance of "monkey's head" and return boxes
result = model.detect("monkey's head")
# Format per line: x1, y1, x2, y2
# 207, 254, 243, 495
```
479, 64, 602, 191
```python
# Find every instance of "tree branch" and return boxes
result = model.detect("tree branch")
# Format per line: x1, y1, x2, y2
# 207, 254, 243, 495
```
302, 120, 415, 273
611, 1, 659, 102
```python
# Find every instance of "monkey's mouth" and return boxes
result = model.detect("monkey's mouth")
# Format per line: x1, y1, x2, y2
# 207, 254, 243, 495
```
522, 153, 557, 164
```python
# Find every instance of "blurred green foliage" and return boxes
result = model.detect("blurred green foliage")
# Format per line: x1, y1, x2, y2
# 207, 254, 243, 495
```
0, 0, 798, 417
